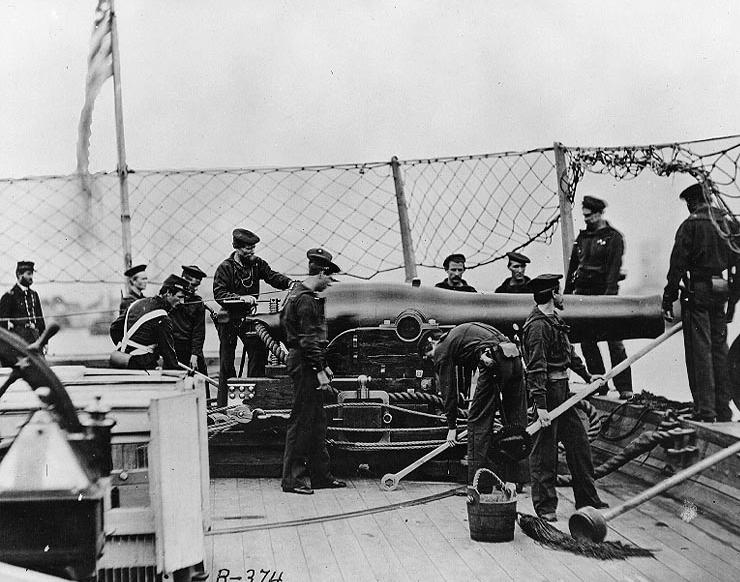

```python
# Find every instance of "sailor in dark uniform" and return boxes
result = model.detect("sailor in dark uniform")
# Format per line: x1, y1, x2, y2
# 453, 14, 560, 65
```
281, 248, 346, 495
663, 183, 738, 422
419, 322, 526, 484
565, 195, 634, 399
522, 274, 607, 522
213, 228, 293, 406
119, 264, 148, 315
0, 261, 46, 345
109, 274, 188, 370
171, 265, 208, 375
434, 253, 477, 292
495, 251, 532, 293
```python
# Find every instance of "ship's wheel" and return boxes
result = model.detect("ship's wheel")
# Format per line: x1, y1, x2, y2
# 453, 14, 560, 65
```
0, 325, 82, 433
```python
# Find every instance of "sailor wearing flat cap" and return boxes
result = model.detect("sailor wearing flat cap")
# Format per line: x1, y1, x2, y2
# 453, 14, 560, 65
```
0, 260, 46, 345
521, 274, 607, 521
119, 263, 149, 316
663, 182, 739, 422
170, 265, 209, 376
280, 247, 346, 495
495, 251, 532, 293
564, 195, 634, 399
435, 253, 477, 292
109, 274, 188, 370
213, 228, 293, 407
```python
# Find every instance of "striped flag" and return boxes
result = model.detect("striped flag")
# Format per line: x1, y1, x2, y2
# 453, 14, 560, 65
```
76, 0, 113, 176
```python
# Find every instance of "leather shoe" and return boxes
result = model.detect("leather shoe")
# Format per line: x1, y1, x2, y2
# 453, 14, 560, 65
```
618, 391, 634, 400
592, 500, 609, 509
682, 413, 716, 423
283, 485, 314, 495
539, 513, 557, 522
313, 479, 346, 489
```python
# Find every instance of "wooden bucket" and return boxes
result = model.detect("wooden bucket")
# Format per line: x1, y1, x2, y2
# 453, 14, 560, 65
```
467, 468, 517, 542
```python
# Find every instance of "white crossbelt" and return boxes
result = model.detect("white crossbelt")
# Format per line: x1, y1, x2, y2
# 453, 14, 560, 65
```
116, 299, 167, 356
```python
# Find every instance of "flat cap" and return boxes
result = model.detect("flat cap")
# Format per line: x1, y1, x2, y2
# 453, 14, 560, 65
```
232, 228, 260, 248
506, 251, 531, 264
124, 264, 147, 278
307, 247, 341, 274
161, 274, 190, 293
527, 273, 562, 294
679, 183, 705, 201
181, 265, 207, 280
582, 195, 607, 212
442, 253, 466, 269
16, 261, 35, 273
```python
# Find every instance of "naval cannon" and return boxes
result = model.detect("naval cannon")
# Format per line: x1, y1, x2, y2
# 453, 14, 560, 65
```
212, 282, 668, 478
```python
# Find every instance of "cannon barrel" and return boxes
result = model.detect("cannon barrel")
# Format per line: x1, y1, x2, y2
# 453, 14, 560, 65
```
249, 282, 666, 343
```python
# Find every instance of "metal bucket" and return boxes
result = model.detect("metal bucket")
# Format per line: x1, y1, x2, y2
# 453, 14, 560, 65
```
466, 468, 517, 542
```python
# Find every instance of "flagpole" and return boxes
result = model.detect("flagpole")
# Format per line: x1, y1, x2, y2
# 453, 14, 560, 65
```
109, 0, 133, 275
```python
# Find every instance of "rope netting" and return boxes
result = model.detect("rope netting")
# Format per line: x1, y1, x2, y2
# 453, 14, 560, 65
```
560, 134, 740, 252
0, 149, 559, 286
2, 135, 740, 290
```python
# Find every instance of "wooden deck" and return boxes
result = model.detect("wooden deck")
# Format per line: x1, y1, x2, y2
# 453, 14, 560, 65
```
204, 471, 740, 582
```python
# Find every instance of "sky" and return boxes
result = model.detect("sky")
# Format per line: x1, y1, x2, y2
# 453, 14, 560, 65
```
1, 1, 739, 178
2, 1, 740, 407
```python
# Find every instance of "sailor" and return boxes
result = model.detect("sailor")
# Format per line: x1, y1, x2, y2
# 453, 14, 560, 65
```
171, 265, 208, 375
521, 274, 607, 522
109, 274, 188, 370
281, 248, 346, 495
495, 251, 532, 293
419, 322, 526, 484
0, 261, 46, 344
663, 182, 738, 422
564, 195, 634, 399
434, 253, 477, 292
213, 228, 293, 407
119, 264, 148, 315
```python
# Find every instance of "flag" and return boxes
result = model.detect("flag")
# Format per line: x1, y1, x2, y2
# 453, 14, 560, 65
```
76, 1, 113, 176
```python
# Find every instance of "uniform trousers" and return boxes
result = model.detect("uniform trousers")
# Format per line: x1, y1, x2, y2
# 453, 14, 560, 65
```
216, 320, 267, 406
281, 351, 333, 490
529, 378, 600, 516
681, 281, 732, 421
466, 352, 526, 484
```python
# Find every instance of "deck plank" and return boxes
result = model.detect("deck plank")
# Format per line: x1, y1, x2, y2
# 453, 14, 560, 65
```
236, 478, 275, 573
599, 473, 740, 580
310, 482, 376, 582
353, 478, 447, 581
210, 478, 248, 579
329, 480, 413, 582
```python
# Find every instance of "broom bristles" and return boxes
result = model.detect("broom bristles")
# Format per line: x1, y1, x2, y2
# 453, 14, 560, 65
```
517, 513, 655, 560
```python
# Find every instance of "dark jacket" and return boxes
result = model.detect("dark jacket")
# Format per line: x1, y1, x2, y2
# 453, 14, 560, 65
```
495, 276, 531, 294
663, 205, 740, 308
0, 284, 46, 341
432, 323, 509, 429
280, 283, 327, 372
213, 253, 291, 317
119, 290, 144, 316
109, 296, 179, 369
434, 279, 477, 293
522, 306, 591, 409
170, 292, 206, 356
565, 221, 624, 295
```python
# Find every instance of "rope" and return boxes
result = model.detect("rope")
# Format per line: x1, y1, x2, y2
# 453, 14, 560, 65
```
326, 425, 447, 433
326, 439, 449, 451
253, 320, 287, 364
208, 485, 465, 536
598, 401, 653, 442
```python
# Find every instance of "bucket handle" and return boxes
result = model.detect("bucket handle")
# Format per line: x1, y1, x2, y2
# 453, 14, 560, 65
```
471, 468, 513, 499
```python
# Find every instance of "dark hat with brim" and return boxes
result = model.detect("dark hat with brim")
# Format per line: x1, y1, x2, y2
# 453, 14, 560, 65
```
181, 265, 207, 280
506, 251, 531, 265
124, 264, 147, 278
443, 253, 466, 269
16, 261, 35, 273
582, 196, 607, 212
679, 183, 705, 201
233, 228, 260, 248
161, 274, 190, 293
307, 248, 341, 275
526, 273, 562, 294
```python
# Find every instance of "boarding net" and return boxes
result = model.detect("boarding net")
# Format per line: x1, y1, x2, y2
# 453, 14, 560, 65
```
1, 135, 740, 288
